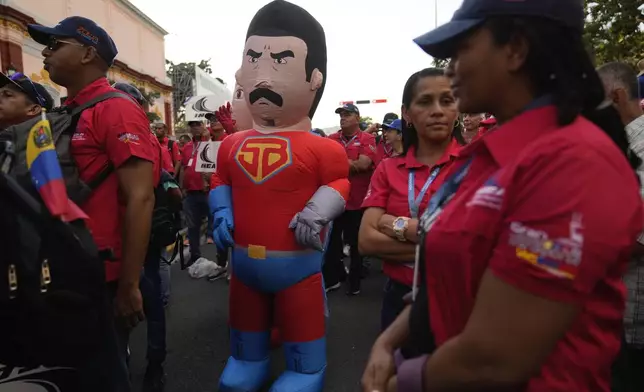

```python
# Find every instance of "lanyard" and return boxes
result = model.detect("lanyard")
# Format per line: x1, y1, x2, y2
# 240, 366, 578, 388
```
191, 141, 200, 160
384, 144, 393, 157
341, 134, 358, 148
407, 166, 441, 219
412, 157, 474, 300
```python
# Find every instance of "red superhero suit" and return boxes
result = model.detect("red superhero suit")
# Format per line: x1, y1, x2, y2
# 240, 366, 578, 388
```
210, 129, 349, 392
209, 2, 348, 390
211, 130, 349, 390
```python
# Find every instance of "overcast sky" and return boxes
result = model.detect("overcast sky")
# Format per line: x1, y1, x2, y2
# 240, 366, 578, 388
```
129, 0, 461, 129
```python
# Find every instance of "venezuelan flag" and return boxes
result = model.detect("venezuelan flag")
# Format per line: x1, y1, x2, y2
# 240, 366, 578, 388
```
26, 112, 87, 221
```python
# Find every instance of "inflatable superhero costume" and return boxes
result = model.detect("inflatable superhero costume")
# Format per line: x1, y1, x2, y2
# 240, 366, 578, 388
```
209, 2, 350, 391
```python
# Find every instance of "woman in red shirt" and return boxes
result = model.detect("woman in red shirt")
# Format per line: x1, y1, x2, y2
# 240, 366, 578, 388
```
359, 68, 461, 331
362, 1, 644, 392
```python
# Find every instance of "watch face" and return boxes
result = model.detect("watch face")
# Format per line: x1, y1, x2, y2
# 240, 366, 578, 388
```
394, 219, 406, 230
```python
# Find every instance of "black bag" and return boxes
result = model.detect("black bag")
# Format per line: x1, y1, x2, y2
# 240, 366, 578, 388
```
0, 142, 106, 367
0, 92, 136, 367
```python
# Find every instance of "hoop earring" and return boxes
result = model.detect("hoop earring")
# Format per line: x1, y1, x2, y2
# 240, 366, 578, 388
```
407, 123, 413, 129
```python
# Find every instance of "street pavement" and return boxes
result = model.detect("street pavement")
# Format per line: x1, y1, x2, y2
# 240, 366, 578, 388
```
128, 244, 386, 392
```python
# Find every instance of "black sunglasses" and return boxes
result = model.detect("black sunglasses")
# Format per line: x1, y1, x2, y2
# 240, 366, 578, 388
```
46, 37, 85, 52
8, 72, 47, 108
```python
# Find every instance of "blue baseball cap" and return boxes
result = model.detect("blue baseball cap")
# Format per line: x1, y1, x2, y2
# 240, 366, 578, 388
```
414, 0, 585, 59
335, 103, 360, 116
0, 72, 54, 111
27, 16, 118, 65
382, 119, 403, 133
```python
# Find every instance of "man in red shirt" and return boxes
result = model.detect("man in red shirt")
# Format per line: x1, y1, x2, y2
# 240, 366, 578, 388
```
29, 16, 160, 389
326, 103, 377, 295
153, 122, 180, 174
180, 121, 225, 277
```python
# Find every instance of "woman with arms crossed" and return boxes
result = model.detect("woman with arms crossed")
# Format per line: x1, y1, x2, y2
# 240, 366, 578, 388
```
359, 68, 461, 331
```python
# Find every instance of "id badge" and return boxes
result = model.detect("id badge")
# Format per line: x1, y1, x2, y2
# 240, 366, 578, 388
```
188, 158, 193, 166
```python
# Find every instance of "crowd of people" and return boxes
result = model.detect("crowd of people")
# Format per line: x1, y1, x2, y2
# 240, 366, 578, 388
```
1, 0, 644, 391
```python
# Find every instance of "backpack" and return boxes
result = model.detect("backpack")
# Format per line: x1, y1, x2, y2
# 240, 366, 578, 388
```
0, 92, 135, 367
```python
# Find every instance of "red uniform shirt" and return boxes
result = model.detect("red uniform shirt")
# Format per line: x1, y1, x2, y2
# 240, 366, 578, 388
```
362, 142, 459, 286
375, 139, 396, 164
181, 139, 207, 192
422, 106, 643, 391
155, 136, 174, 174
329, 130, 377, 210
158, 136, 180, 168
68, 78, 160, 282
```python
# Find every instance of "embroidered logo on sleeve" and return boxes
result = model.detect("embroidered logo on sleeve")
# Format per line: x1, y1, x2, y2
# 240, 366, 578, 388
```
467, 175, 504, 210
369, 144, 376, 153
509, 214, 584, 279
117, 132, 140, 145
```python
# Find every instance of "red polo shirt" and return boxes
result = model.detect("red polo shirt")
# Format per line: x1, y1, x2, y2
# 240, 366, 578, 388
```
422, 105, 643, 391
68, 78, 160, 282
159, 136, 180, 167
362, 141, 459, 286
375, 139, 396, 164
329, 130, 377, 210
181, 139, 207, 191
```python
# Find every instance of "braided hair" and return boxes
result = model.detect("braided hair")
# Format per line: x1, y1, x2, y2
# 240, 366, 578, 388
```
486, 17, 641, 172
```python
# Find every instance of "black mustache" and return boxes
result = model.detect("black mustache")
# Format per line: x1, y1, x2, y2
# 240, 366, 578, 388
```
249, 88, 283, 107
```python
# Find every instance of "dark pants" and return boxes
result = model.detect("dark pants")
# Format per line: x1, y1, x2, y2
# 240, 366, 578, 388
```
323, 209, 363, 291
184, 191, 212, 262
217, 248, 228, 267
104, 282, 133, 391
141, 247, 167, 365
612, 338, 644, 392
381, 278, 412, 332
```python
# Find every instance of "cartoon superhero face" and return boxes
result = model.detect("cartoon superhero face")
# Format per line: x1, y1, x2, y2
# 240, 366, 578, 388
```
231, 82, 253, 131
236, 35, 322, 129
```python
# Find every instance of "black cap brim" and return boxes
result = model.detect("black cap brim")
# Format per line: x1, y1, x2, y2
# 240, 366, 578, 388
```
413, 18, 484, 58
27, 24, 70, 45
0, 73, 20, 90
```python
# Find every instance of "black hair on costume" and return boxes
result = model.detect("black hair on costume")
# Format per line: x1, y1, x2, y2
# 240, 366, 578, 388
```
246, 0, 327, 119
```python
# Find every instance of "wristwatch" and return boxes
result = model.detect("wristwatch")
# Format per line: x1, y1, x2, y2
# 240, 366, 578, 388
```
392, 217, 410, 242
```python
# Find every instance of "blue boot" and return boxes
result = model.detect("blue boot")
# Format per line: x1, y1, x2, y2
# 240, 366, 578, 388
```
219, 356, 270, 392
219, 329, 271, 392
269, 338, 326, 392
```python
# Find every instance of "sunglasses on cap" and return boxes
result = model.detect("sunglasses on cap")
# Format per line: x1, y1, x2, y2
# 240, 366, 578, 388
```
46, 37, 86, 52
8, 72, 47, 108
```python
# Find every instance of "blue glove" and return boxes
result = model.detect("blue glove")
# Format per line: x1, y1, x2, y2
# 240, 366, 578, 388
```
209, 186, 234, 251
212, 209, 234, 251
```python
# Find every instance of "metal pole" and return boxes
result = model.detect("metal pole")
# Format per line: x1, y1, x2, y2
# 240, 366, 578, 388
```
435, 0, 438, 28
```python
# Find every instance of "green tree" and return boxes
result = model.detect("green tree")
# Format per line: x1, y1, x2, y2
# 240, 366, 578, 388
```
432, 58, 448, 69
359, 116, 373, 124
166, 58, 214, 126
584, 0, 644, 67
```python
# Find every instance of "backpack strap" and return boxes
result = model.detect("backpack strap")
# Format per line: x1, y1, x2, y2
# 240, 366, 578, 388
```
167, 139, 174, 154
75, 91, 137, 191
70, 91, 136, 117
